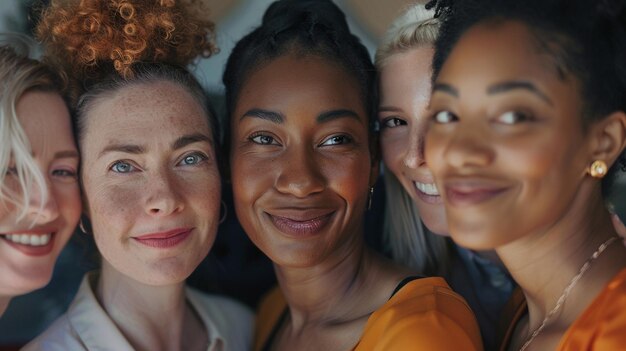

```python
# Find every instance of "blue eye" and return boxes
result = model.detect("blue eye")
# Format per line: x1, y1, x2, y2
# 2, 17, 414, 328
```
382, 117, 407, 129
321, 135, 352, 146
110, 161, 135, 173
433, 111, 457, 124
179, 153, 207, 166
51, 169, 77, 178
250, 134, 278, 145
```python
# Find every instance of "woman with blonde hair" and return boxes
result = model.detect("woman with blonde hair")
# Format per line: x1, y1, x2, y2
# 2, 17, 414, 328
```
375, 4, 515, 349
24, 1, 252, 349
0, 34, 81, 317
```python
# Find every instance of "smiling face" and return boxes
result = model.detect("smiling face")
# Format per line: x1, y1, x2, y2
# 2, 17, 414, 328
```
425, 20, 593, 250
0, 91, 81, 296
379, 47, 448, 235
80, 80, 220, 285
230, 54, 376, 268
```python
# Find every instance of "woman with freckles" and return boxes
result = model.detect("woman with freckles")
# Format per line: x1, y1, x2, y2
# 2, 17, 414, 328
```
24, 1, 252, 350
425, 0, 626, 350
375, 4, 514, 350
0, 35, 80, 317
224, 0, 482, 350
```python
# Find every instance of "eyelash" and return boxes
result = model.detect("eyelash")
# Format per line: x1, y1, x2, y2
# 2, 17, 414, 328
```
177, 152, 209, 166
432, 110, 458, 124
320, 134, 353, 146
380, 117, 407, 129
249, 132, 280, 146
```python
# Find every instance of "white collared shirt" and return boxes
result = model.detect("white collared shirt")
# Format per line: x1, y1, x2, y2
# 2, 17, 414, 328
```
23, 272, 253, 351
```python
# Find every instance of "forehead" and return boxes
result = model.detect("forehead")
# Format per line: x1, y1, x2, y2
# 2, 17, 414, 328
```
441, 20, 563, 83
86, 81, 210, 139
17, 91, 75, 153
235, 54, 365, 117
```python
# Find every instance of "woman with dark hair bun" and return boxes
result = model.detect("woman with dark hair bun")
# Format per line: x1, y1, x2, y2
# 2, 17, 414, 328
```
425, 0, 626, 350
24, 1, 252, 350
224, 0, 482, 350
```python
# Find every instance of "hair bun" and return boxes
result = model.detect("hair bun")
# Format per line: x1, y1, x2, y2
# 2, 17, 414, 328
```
37, 0, 217, 92
261, 0, 350, 38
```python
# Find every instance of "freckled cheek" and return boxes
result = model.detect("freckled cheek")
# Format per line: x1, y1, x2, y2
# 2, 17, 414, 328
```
84, 181, 141, 235
182, 173, 222, 218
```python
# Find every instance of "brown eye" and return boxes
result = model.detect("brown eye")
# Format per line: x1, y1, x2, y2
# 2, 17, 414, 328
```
433, 111, 456, 124
382, 117, 407, 129
497, 111, 534, 124
250, 134, 278, 145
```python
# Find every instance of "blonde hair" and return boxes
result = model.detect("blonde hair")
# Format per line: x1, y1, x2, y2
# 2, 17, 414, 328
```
375, 3, 439, 68
376, 4, 449, 275
0, 33, 63, 220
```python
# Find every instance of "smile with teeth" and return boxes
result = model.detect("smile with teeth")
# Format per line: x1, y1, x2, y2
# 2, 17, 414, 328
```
1, 233, 52, 246
414, 181, 440, 196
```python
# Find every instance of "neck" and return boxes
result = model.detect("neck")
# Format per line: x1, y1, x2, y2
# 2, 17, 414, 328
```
0, 296, 10, 316
275, 238, 393, 329
497, 186, 626, 333
97, 261, 206, 351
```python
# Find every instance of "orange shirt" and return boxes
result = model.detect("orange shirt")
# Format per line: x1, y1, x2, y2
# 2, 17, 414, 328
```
255, 277, 483, 351
499, 268, 626, 351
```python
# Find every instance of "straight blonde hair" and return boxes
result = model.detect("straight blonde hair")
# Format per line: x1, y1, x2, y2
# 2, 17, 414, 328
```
0, 33, 63, 221
376, 4, 449, 276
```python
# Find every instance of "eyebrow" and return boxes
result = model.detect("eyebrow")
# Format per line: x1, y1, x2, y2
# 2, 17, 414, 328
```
171, 133, 212, 150
317, 109, 361, 123
240, 108, 284, 123
432, 83, 459, 97
487, 81, 553, 105
99, 144, 144, 158
53, 150, 79, 160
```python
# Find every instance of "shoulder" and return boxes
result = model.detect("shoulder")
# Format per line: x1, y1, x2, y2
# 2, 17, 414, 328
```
559, 268, 626, 350
356, 277, 483, 351
186, 287, 254, 351
254, 286, 286, 351
22, 314, 84, 351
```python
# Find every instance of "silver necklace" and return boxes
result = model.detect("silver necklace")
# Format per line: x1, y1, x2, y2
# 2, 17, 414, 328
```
519, 236, 619, 351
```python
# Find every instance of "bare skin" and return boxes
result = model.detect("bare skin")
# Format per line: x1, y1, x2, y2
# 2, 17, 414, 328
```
231, 54, 412, 351
426, 21, 626, 351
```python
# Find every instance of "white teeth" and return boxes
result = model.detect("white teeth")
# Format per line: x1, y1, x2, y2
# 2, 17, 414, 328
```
415, 181, 440, 196
2, 233, 52, 246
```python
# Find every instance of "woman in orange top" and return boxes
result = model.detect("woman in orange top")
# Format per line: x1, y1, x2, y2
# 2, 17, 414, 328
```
425, 0, 626, 350
224, 0, 482, 350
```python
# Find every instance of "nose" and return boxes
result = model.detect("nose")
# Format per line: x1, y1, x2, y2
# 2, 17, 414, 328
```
27, 178, 60, 224
144, 169, 184, 217
443, 127, 494, 169
403, 125, 426, 170
275, 147, 325, 198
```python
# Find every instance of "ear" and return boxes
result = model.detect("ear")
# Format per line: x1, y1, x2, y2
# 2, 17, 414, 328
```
588, 111, 626, 169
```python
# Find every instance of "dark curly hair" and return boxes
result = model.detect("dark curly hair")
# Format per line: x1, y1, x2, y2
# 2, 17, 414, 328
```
222, 0, 377, 147
426, 0, 626, 174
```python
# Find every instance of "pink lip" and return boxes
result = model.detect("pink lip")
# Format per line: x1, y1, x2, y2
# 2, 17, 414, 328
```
132, 228, 193, 248
1, 233, 56, 257
414, 186, 443, 205
267, 211, 334, 237
445, 184, 508, 207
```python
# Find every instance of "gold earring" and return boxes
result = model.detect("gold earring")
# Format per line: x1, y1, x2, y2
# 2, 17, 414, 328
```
588, 160, 608, 178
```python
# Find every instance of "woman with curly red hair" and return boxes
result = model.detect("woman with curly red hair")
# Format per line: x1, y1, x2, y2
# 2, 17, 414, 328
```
23, 1, 252, 350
